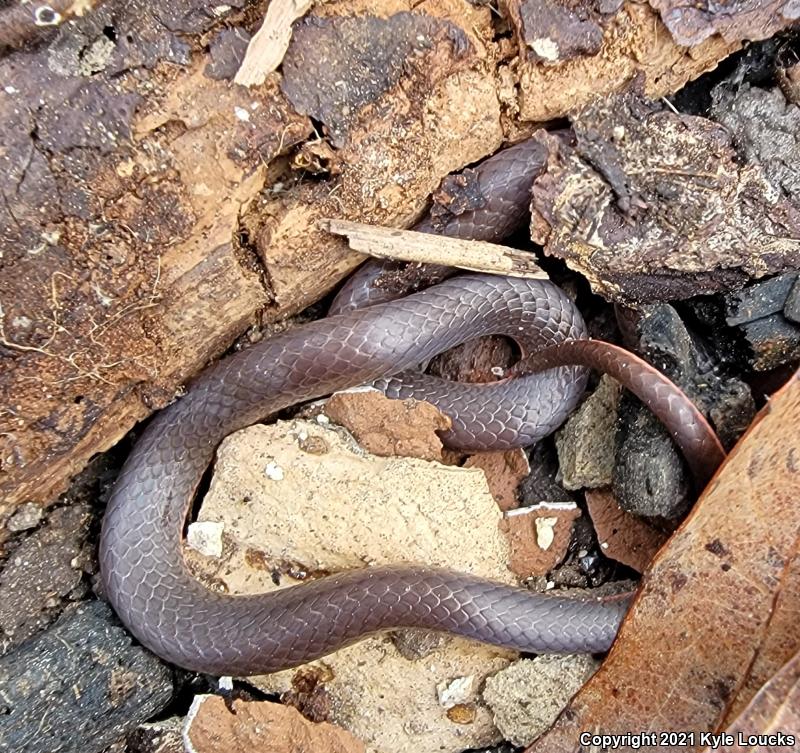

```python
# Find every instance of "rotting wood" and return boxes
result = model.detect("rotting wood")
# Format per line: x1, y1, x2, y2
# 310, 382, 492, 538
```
0, 0, 104, 53
530, 83, 800, 304
1, 0, 797, 535
511, 1, 741, 122
322, 219, 547, 279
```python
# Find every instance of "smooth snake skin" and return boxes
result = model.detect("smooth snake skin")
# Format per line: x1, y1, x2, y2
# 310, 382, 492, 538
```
99, 140, 725, 675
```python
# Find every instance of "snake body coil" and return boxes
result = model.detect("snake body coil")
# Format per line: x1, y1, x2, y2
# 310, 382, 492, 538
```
99, 141, 724, 675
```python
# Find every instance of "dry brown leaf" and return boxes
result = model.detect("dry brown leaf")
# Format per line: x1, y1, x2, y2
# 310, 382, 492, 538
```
185, 695, 365, 753
721, 547, 800, 727
526, 370, 800, 752
709, 650, 800, 752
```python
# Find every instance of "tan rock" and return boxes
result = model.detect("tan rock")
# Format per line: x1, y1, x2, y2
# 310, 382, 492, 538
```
191, 419, 519, 753
555, 375, 621, 490
483, 655, 600, 746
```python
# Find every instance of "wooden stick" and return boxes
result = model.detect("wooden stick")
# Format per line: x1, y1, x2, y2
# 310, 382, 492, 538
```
234, 0, 314, 87
322, 219, 547, 279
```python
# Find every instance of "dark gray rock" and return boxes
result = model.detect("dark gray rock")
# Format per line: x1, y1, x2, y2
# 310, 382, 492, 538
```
785, 277, 800, 324
519, 442, 574, 506
711, 84, 800, 200
125, 718, 183, 753
738, 314, 800, 371
614, 398, 692, 519
0, 504, 91, 653
725, 273, 797, 326
612, 304, 755, 518
0, 601, 173, 753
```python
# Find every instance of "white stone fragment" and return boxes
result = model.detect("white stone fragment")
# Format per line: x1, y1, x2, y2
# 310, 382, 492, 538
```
186, 521, 225, 558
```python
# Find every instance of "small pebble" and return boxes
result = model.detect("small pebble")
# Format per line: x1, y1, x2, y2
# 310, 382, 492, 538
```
6, 502, 44, 532
186, 521, 224, 558
534, 517, 558, 550
437, 675, 474, 708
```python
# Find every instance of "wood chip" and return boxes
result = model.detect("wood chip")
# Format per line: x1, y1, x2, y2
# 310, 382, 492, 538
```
322, 219, 547, 279
234, 0, 314, 87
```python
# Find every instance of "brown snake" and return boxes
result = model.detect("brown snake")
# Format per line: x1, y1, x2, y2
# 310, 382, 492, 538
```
99, 139, 725, 675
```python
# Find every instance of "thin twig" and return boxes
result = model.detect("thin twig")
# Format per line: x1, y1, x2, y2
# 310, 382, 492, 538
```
234, 0, 314, 87
321, 219, 548, 279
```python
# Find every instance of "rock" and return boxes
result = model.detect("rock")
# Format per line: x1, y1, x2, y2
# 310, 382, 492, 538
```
585, 488, 668, 573
500, 503, 581, 578
711, 84, 800, 200
614, 397, 692, 519
463, 449, 530, 512
555, 375, 621, 490
189, 419, 519, 753
786, 278, 800, 325
0, 504, 91, 652
689, 278, 800, 373
260, 638, 513, 753
391, 630, 449, 661
719, 274, 800, 371
613, 304, 692, 518
707, 378, 759, 449
724, 274, 797, 326
0, 601, 173, 753
4, 502, 43, 532
184, 695, 365, 753
518, 442, 574, 505
186, 520, 225, 558
612, 304, 754, 517
324, 390, 450, 461
482, 655, 600, 747
737, 314, 800, 371
558, 514, 611, 586
126, 718, 183, 753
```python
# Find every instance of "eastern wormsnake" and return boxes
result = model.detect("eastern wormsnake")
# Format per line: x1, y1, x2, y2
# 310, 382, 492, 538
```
99, 139, 725, 675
